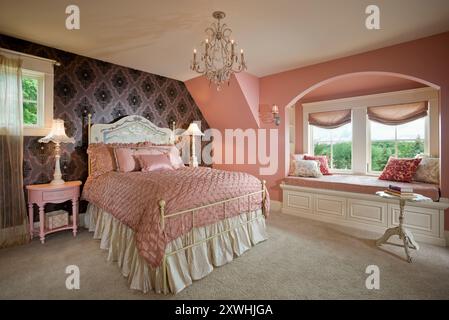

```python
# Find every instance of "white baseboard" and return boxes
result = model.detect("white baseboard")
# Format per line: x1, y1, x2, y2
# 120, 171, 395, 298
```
270, 200, 281, 212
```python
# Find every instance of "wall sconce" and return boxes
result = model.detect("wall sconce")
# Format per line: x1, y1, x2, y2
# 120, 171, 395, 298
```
272, 104, 280, 126
259, 104, 281, 125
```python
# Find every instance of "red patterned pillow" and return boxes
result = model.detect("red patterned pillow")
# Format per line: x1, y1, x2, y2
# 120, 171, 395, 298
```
379, 157, 422, 182
303, 155, 331, 175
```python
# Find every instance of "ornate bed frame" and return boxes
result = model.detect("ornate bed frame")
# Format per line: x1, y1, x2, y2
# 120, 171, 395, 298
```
87, 114, 267, 294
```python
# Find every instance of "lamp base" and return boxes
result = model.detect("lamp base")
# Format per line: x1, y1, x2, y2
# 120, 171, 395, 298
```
190, 156, 199, 168
50, 178, 66, 185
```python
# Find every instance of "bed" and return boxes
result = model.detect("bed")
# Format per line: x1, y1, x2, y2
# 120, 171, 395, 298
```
82, 115, 269, 294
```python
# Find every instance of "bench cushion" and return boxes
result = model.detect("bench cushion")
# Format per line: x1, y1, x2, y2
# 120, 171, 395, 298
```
283, 175, 440, 201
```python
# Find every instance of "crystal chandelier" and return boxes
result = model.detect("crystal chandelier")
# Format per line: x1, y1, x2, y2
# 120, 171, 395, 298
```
191, 11, 247, 90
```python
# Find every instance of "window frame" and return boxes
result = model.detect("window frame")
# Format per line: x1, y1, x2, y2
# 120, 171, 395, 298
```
311, 122, 353, 173
22, 69, 45, 129
302, 87, 439, 176
0, 50, 55, 136
366, 117, 429, 174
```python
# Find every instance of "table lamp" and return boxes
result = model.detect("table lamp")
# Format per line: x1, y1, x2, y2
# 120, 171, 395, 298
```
38, 119, 75, 185
183, 122, 204, 167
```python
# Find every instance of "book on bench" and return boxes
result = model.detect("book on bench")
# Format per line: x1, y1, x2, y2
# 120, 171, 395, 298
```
384, 185, 415, 198
388, 185, 414, 193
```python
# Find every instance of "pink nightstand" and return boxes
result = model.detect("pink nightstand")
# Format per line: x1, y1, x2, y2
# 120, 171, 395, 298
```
26, 181, 82, 243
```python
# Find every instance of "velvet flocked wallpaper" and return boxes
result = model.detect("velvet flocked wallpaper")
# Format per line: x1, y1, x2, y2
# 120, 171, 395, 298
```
0, 35, 208, 188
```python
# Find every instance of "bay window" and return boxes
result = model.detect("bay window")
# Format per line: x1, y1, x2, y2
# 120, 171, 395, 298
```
302, 88, 438, 175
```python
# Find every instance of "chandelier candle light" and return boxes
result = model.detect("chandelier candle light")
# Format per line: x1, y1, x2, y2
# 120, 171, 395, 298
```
191, 11, 247, 90
38, 119, 75, 185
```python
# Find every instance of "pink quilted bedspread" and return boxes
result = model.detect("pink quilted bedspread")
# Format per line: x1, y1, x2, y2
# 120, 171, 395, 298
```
82, 167, 269, 267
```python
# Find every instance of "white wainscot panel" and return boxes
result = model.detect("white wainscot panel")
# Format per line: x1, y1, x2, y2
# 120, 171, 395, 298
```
315, 194, 346, 218
389, 204, 439, 237
348, 199, 387, 227
285, 191, 313, 214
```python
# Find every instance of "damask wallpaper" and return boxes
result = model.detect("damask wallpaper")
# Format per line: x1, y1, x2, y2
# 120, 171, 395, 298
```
0, 35, 208, 188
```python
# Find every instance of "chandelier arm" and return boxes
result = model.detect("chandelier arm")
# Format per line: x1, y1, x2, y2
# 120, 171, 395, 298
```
205, 27, 215, 37
190, 11, 246, 89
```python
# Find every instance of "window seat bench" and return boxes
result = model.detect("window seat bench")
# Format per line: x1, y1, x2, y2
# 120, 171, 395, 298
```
281, 175, 448, 246
283, 175, 440, 201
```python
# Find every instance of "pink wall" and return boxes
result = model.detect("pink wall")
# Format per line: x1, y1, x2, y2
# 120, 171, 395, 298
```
235, 72, 261, 127
187, 31, 449, 229
186, 73, 260, 130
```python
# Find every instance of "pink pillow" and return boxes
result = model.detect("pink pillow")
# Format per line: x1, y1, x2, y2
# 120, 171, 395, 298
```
136, 146, 185, 169
379, 157, 422, 182
303, 155, 331, 175
114, 146, 184, 172
88, 142, 154, 177
114, 148, 138, 172
136, 154, 174, 172
88, 143, 116, 177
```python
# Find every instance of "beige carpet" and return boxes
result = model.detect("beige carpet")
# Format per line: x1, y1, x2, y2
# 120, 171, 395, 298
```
1, 212, 448, 299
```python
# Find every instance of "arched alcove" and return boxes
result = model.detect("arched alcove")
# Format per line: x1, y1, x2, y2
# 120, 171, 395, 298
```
284, 71, 441, 177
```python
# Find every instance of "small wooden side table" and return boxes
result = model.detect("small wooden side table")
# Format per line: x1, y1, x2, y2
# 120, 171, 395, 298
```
375, 191, 432, 262
26, 181, 82, 243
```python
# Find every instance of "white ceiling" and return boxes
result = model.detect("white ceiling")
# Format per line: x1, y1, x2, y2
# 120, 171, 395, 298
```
1, 0, 449, 81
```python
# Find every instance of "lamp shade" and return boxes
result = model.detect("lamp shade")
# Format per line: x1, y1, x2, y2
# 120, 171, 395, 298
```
183, 122, 204, 136
38, 119, 75, 144
272, 104, 279, 114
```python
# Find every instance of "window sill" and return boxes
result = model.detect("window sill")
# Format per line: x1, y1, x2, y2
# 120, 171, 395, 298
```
328, 171, 381, 178
24, 126, 51, 137
329, 170, 353, 175
366, 172, 381, 177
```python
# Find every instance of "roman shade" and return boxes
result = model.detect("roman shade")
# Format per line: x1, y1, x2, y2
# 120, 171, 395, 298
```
367, 101, 428, 125
308, 109, 351, 129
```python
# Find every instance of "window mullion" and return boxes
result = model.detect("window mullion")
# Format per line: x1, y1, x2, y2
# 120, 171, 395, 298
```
394, 126, 398, 157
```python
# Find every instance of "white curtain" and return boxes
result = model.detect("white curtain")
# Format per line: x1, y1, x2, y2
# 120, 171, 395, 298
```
0, 54, 29, 248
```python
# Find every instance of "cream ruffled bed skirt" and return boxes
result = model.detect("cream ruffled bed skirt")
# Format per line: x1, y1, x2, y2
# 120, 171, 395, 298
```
85, 203, 267, 294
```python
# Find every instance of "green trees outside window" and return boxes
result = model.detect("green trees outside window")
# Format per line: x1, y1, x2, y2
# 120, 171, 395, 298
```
22, 77, 38, 125
314, 142, 352, 170
370, 139, 424, 171
312, 117, 426, 173
369, 118, 425, 172
312, 123, 352, 170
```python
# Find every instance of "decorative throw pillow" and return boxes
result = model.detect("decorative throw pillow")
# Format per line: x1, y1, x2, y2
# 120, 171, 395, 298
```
142, 145, 185, 169
303, 155, 331, 175
379, 157, 422, 183
114, 145, 184, 172
114, 147, 141, 172
88, 142, 154, 177
413, 155, 439, 184
293, 160, 323, 178
136, 154, 174, 172
87, 143, 117, 178
289, 154, 306, 175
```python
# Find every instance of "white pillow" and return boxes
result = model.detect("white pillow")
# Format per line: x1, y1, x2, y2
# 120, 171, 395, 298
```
292, 159, 322, 178
414, 154, 439, 184
289, 153, 307, 175
292, 154, 305, 161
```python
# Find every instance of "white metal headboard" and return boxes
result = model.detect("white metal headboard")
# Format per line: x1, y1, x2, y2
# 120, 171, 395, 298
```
87, 114, 176, 175
88, 114, 175, 145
